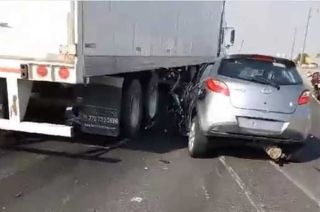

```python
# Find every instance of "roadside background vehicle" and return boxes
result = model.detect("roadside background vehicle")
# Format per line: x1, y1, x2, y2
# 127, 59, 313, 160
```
187, 54, 311, 159
311, 72, 320, 100
0, 1, 234, 138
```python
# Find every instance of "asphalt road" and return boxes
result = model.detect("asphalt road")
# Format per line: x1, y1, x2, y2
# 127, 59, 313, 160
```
0, 71, 320, 212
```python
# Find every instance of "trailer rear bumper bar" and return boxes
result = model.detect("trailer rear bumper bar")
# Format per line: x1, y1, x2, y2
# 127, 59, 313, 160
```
0, 59, 26, 79
0, 119, 73, 137
0, 70, 75, 137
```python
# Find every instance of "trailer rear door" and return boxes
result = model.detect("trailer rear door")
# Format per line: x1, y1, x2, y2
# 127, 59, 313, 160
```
0, 1, 73, 63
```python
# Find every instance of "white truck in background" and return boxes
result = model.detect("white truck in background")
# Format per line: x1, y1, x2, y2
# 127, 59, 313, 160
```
0, 1, 234, 138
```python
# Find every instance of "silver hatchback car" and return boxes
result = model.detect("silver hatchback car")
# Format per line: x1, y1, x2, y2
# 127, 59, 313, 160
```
188, 54, 311, 158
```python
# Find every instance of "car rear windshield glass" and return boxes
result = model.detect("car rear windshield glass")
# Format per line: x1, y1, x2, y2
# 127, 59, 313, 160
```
218, 58, 303, 85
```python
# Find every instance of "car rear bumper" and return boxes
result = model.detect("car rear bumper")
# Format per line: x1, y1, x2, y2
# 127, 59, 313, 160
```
207, 126, 307, 143
197, 94, 311, 142
206, 118, 309, 142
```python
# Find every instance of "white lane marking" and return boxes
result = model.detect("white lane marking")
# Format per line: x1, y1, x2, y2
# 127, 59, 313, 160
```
269, 161, 320, 207
201, 185, 210, 200
218, 156, 265, 212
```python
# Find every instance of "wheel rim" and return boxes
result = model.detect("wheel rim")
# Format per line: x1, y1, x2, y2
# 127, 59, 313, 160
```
188, 121, 196, 152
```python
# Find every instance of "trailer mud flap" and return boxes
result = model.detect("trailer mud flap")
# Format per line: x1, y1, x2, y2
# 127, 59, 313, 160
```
78, 81, 122, 137
79, 105, 119, 136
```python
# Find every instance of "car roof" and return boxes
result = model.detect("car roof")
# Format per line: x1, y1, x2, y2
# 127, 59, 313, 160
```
224, 54, 296, 68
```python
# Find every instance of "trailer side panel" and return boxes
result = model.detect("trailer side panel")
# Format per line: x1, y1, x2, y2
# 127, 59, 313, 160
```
0, 1, 73, 63
82, 1, 224, 76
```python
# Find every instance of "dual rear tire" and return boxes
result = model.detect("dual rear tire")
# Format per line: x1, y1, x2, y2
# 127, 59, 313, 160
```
121, 79, 143, 138
121, 73, 159, 138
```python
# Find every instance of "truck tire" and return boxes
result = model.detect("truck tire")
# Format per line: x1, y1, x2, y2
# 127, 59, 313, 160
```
188, 116, 208, 158
144, 73, 159, 121
121, 79, 143, 138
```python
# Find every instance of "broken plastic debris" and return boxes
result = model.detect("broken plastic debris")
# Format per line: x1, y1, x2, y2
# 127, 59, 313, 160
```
15, 192, 23, 198
130, 197, 143, 203
144, 167, 148, 170
159, 159, 170, 164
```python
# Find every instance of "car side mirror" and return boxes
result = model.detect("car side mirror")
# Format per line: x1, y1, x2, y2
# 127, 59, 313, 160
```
223, 27, 235, 49
230, 29, 235, 45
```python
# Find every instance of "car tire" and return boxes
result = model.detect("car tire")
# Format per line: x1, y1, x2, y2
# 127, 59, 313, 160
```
188, 115, 208, 158
121, 79, 143, 138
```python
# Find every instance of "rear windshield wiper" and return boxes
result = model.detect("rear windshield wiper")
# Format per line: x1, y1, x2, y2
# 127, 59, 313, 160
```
250, 76, 280, 90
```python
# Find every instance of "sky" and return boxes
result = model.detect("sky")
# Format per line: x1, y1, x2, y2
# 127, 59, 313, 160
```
225, 1, 320, 58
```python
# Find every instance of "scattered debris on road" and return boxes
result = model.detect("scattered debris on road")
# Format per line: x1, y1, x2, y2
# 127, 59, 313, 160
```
74, 179, 79, 184
201, 186, 210, 200
62, 195, 71, 205
314, 167, 320, 173
130, 196, 143, 203
15, 191, 23, 198
159, 159, 170, 164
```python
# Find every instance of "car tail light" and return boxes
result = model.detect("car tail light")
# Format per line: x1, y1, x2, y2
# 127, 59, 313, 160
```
252, 55, 273, 62
59, 67, 69, 79
298, 90, 310, 105
206, 79, 230, 96
37, 65, 48, 77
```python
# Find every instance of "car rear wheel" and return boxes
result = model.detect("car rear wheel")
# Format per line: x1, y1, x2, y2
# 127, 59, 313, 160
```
188, 116, 208, 158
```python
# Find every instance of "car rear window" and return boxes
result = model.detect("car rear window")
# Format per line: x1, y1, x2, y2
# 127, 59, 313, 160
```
218, 58, 303, 85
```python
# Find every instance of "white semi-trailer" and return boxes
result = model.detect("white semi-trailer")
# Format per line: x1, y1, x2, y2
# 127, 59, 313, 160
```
0, 1, 234, 137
